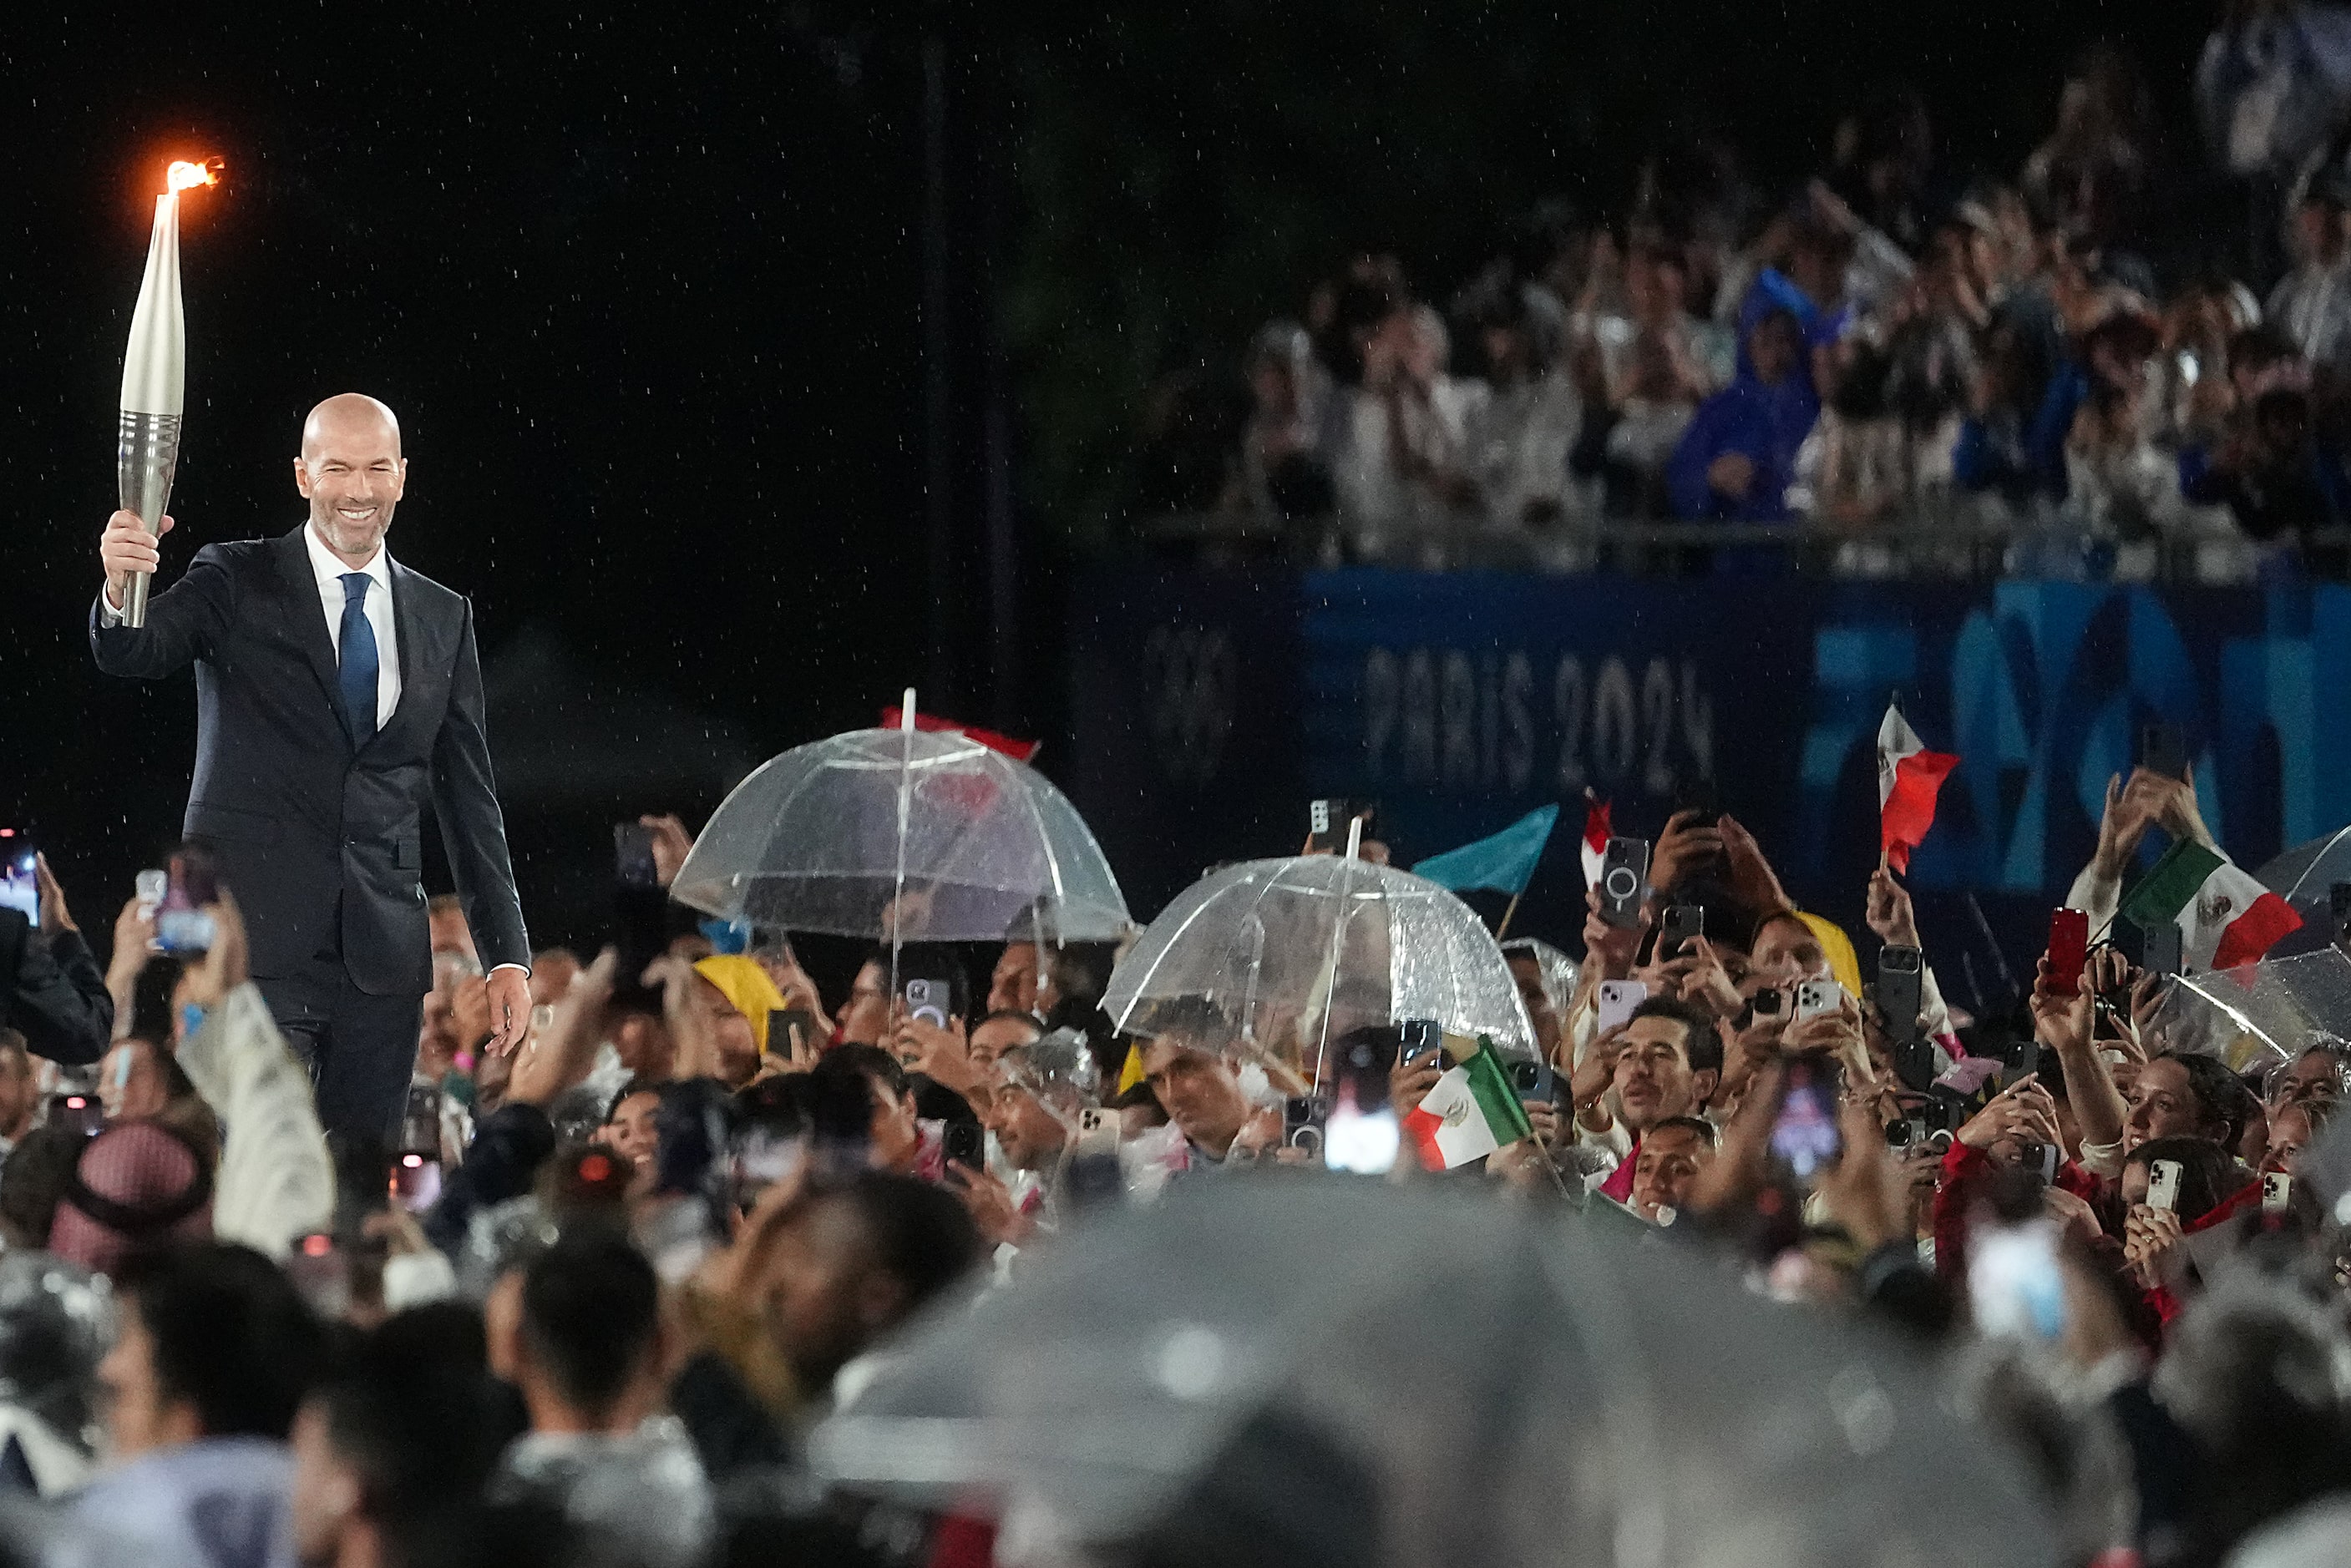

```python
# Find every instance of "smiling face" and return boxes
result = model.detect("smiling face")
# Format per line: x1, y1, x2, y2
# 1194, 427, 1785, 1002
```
294, 394, 407, 564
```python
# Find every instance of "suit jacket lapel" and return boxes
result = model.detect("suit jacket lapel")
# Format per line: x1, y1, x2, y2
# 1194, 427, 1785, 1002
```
271, 529, 344, 724
383, 559, 423, 736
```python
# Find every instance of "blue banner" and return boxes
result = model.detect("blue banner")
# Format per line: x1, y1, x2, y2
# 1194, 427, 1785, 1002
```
1070, 568, 2351, 985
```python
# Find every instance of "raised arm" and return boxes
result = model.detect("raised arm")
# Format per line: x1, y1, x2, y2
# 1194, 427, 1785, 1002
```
89, 513, 232, 679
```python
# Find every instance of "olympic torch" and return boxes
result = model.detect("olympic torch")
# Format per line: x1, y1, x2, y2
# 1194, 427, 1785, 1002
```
116, 158, 218, 627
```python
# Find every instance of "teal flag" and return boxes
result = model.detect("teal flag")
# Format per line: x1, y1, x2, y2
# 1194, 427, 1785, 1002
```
1412, 804, 1559, 897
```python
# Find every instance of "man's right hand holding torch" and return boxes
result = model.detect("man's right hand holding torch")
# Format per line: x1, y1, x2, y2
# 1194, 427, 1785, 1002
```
98, 509, 175, 615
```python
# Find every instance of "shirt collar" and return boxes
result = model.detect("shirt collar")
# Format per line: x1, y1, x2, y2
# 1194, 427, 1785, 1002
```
303, 520, 392, 598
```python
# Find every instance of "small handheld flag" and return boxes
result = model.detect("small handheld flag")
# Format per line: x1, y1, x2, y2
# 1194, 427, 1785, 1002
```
2120, 840, 2302, 973
1579, 792, 1612, 890
1412, 804, 1559, 898
1877, 702, 1958, 874
1401, 1033, 1535, 1170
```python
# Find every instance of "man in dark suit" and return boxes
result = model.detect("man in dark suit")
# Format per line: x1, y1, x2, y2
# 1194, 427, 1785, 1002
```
91, 393, 530, 1138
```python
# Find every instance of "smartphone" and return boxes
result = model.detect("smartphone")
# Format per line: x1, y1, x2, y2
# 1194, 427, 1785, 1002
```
2046, 908, 2090, 997
0, 835, 37, 928
397, 1083, 442, 1161
1747, 987, 1785, 1020
47, 1093, 102, 1137
1793, 979, 1846, 1022
391, 1152, 443, 1213
1397, 1019, 1444, 1068
1876, 945, 1923, 1044
1324, 1099, 1400, 1176
901, 976, 951, 1029
1673, 775, 1721, 827
1885, 1116, 1929, 1151
1596, 979, 1649, 1035
1074, 1107, 1120, 1159
1659, 904, 1705, 961
154, 845, 221, 955
2141, 721, 2189, 782
2015, 1140, 2059, 1187
2140, 920, 2183, 978
2146, 1156, 2183, 1214
284, 1232, 352, 1322
768, 1006, 818, 1060
1768, 1052, 1844, 1181
613, 822, 659, 888
943, 1120, 985, 1169
1283, 1095, 1330, 1160
135, 868, 168, 909
2263, 1171, 2293, 1215
1969, 1220, 2068, 1342
1307, 798, 1375, 854
1598, 837, 1651, 928
1507, 1056, 1557, 1106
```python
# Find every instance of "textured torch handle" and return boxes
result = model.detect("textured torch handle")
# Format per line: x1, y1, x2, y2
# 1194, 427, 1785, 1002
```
117, 410, 182, 629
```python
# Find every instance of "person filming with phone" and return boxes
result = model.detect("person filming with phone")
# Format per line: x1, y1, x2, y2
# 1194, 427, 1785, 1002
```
89, 394, 533, 1141
0, 848, 113, 1070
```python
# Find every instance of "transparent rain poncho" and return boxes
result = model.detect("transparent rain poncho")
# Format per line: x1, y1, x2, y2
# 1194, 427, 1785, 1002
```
1103, 855, 1535, 1078
669, 721, 1129, 943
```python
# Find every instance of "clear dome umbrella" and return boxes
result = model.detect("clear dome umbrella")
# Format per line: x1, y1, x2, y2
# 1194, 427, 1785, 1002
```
1103, 847, 1536, 1084
808, 1179, 2060, 1568
669, 695, 1130, 944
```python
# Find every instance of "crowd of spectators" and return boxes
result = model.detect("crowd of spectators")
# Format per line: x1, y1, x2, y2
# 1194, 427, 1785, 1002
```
2, 758, 2351, 1565
1192, 9, 2351, 579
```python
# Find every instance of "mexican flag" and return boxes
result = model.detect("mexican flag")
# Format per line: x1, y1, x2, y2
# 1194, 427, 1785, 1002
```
2120, 839, 2303, 973
1401, 1034, 1534, 1170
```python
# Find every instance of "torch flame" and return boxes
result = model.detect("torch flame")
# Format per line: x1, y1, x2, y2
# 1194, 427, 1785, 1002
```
165, 159, 220, 194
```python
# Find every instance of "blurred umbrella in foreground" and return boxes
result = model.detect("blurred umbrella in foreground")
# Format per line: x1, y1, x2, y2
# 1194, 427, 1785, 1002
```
1103, 852, 1534, 1078
809, 1179, 2058, 1568
668, 695, 1129, 944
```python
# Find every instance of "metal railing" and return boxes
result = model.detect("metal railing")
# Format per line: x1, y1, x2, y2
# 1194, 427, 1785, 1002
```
1131, 508, 2351, 584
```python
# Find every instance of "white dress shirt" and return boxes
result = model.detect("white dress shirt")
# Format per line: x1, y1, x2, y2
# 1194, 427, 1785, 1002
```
302, 523, 401, 729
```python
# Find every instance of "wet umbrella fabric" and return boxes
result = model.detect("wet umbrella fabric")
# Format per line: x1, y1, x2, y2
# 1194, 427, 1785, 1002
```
668, 726, 1128, 943
808, 1178, 2060, 1568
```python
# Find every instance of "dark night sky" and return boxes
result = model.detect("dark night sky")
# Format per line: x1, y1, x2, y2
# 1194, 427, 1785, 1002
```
0, 3, 2214, 953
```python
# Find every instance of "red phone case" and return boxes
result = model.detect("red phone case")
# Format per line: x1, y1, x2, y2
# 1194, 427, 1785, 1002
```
2047, 908, 2090, 995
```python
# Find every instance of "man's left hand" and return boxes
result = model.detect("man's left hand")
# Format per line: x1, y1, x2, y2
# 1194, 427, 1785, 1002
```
484, 966, 532, 1055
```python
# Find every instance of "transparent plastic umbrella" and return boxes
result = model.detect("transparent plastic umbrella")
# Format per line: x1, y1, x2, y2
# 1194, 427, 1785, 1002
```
808, 1179, 2059, 1568
2143, 947, 2351, 1077
1102, 854, 1535, 1077
668, 714, 1129, 943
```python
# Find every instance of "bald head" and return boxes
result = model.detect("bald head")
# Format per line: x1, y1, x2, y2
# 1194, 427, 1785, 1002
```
293, 393, 407, 565
301, 393, 402, 463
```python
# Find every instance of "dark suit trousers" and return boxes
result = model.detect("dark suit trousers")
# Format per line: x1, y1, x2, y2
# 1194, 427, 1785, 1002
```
256, 903, 422, 1141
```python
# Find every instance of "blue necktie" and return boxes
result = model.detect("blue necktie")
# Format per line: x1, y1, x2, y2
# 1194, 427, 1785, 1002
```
337, 572, 379, 745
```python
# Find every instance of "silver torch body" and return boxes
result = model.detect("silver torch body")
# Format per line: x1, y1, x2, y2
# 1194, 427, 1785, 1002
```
117, 190, 187, 629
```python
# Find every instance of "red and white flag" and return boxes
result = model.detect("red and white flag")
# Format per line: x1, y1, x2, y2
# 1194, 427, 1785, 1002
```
880, 706, 1040, 763
1579, 793, 1612, 888
1877, 705, 1958, 874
